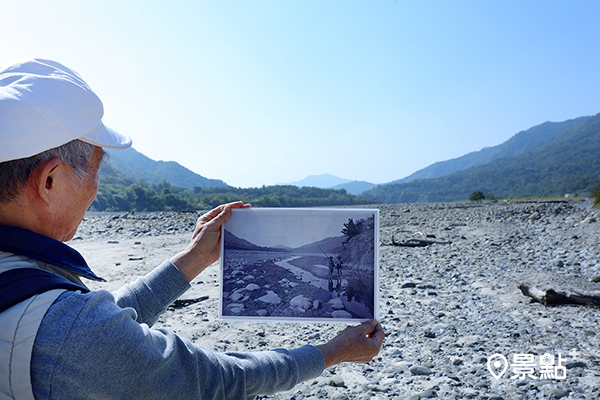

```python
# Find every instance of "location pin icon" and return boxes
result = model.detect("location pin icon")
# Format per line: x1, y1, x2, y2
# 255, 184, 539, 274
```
487, 354, 508, 379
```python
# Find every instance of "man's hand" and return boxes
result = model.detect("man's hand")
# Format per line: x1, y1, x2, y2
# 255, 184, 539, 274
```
315, 319, 385, 368
170, 201, 249, 282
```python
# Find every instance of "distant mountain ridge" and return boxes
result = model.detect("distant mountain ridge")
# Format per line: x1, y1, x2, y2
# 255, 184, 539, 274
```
393, 116, 591, 184
281, 174, 377, 196
332, 181, 377, 195
284, 117, 592, 195
100, 113, 600, 204
364, 113, 600, 203
296, 236, 344, 254
224, 229, 344, 254
105, 147, 228, 189
282, 174, 352, 188
224, 230, 270, 251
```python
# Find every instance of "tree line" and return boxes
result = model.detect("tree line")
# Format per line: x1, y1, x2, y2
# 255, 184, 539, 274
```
91, 180, 378, 212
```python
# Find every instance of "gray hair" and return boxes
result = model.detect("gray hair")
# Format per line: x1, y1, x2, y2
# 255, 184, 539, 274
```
0, 139, 96, 202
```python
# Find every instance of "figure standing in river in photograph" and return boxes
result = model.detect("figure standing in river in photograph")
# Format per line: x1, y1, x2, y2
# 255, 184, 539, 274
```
336, 256, 343, 277
328, 255, 335, 277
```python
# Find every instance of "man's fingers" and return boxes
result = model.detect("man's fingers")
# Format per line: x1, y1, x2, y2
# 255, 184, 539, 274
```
360, 320, 384, 356
199, 202, 249, 225
220, 201, 249, 212
229, 201, 251, 209
211, 205, 233, 226
357, 319, 379, 336
369, 323, 385, 347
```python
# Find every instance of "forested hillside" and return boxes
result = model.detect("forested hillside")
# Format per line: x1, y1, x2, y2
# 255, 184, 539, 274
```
96, 113, 600, 209
95, 148, 378, 211
92, 179, 377, 212
105, 147, 227, 189
393, 116, 590, 184
365, 113, 600, 203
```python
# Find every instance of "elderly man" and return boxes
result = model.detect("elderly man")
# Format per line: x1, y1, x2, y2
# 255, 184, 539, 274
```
0, 59, 384, 400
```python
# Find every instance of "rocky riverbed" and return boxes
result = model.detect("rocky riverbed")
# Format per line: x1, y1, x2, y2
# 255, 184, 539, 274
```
72, 200, 600, 399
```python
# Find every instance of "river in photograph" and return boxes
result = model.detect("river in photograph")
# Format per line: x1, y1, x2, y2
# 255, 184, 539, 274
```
221, 249, 375, 321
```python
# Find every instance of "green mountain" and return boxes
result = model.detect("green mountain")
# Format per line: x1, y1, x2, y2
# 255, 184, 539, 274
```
284, 173, 352, 188
104, 147, 228, 189
393, 116, 591, 183
93, 150, 378, 211
365, 113, 600, 203
332, 180, 377, 195
282, 174, 377, 196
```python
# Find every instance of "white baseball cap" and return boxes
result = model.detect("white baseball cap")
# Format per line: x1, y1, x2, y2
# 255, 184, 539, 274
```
0, 58, 132, 163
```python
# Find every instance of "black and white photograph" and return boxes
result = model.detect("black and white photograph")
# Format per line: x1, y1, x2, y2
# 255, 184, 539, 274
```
220, 208, 379, 322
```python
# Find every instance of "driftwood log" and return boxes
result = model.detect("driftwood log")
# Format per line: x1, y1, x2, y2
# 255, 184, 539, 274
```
386, 233, 452, 247
518, 283, 600, 308
168, 296, 209, 309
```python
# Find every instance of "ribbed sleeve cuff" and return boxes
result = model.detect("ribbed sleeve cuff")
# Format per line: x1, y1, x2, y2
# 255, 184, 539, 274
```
289, 345, 326, 383
143, 259, 191, 308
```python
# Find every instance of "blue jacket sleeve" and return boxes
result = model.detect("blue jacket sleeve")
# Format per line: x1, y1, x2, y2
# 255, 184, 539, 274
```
31, 261, 325, 399
111, 259, 190, 327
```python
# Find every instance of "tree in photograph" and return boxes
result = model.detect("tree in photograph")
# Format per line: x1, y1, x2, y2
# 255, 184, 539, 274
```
341, 218, 362, 244
469, 191, 485, 202
340, 216, 375, 270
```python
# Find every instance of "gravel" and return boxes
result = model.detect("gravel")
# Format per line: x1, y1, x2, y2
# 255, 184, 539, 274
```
76, 200, 600, 399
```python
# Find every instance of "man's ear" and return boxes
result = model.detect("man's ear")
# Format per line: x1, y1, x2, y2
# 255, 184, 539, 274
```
31, 158, 63, 205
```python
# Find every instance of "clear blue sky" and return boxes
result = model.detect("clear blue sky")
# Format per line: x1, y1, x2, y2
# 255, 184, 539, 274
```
2, 1, 600, 188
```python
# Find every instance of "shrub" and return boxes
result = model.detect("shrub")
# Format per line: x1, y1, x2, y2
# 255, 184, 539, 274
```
592, 178, 600, 207
469, 191, 485, 202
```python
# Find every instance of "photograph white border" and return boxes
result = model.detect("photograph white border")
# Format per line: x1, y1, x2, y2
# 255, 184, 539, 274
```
219, 208, 379, 324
